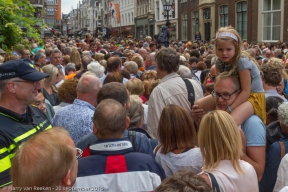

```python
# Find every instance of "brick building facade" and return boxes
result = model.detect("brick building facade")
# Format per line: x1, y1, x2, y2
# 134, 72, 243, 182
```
177, 0, 288, 43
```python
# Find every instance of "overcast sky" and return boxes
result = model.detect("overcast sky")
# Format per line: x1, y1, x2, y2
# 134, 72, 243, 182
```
61, 0, 78, 14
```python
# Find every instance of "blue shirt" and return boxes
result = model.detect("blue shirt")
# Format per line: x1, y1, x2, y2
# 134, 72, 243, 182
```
146, 65, 157, 71
52, 99, 95, 144
259, 136, 288, 192
241, 115, 266, 147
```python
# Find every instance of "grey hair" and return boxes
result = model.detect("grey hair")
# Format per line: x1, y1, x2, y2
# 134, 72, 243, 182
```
278, 102, 288, 127
274, 49, 282, 55
103, 44, 110, 49
128, 95, 144, 128
87, 62, 105, 78
0, 79, 9, 95
177, 65, 192, 79
51, 49, 62, 56
64, 47, 72, 54
124, 61, 138, 75
65, 63, 76, 71
34, 53, 46, 62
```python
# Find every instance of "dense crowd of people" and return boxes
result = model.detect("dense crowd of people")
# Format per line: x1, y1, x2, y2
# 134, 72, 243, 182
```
1, 24, 288, 191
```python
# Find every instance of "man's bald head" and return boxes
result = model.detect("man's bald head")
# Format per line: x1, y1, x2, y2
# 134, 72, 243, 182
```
77, 74, 100, 94
93, 99, 128, 138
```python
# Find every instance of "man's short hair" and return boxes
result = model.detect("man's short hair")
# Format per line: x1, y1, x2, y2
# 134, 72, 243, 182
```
190, 50, 200, 58
34, 52, 46, 62
166, 21, 171, 26
103, 44, 110, 49
11, 127, 76, 189
189, 56, 199, 64
261, 58, 283, 87
64, 47, 72, 55
149, 43, 155, 48
155, 48, 180, 73
215, 71, 241, 90
50, 49, 62, 56
196, 61, 207, 71
97, 82, 128, 106
92, 99, 127, 137
107, 57, 121, 72
90, 42, 96, 47
81, 55, 92, 69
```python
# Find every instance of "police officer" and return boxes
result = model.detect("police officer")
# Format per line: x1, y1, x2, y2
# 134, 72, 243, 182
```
0, 59, 52, 189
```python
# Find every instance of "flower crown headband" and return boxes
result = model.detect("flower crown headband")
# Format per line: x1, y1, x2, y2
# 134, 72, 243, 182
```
216, 32, 238, 42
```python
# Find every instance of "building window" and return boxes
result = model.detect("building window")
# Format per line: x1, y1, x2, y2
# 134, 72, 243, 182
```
47, 0, 53, 5
220, 5, 228, 27
182, 13, 187, 40
237, 1, 247, 40
192, 11, 199, 39
46, 19, 55, 24
203, 8, 210, 19
262, 0, 281, 41
47, 8, 54, 15
149, 0, 151, 11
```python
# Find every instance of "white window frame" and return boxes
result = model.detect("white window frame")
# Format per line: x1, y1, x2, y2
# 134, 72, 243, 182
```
262, 0, 281, 41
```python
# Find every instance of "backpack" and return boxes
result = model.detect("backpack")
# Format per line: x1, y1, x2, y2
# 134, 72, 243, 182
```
157, 27, 166, 43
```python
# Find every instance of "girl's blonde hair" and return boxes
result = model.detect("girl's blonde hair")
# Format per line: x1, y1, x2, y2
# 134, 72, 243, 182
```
198, 110, 244, 174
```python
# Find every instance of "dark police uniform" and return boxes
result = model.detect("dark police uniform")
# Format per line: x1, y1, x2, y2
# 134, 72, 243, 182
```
0, 105, 51, 187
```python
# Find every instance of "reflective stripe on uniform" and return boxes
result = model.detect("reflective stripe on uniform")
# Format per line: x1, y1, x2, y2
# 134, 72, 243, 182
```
14, 124, 52, 143
0, 143, 16, 155
0, 155, 12, 172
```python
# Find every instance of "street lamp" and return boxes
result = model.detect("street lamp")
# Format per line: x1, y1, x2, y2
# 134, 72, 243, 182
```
161, 0, 174, 22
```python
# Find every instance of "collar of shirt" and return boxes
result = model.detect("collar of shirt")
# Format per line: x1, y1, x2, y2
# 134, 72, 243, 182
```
89, 138, 133, 155
160, 72, 180, 84
73, 99, 95, 110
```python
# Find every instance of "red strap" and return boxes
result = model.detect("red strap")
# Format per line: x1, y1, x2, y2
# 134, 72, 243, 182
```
105, 155, 127, 174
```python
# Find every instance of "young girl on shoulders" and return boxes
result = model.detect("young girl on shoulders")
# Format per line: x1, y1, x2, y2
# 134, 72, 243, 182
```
195, 26, 265, 126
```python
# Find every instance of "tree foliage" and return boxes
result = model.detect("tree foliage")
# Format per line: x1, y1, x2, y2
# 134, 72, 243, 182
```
0, 0, 44, 51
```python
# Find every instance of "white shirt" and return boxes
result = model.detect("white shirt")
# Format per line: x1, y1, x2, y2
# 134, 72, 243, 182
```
274, 154, 288, 192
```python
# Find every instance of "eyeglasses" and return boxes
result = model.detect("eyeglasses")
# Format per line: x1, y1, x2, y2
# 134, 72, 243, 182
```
12, 80, 39, 86
211, 89, 238, 100
76, 148, 83, 159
